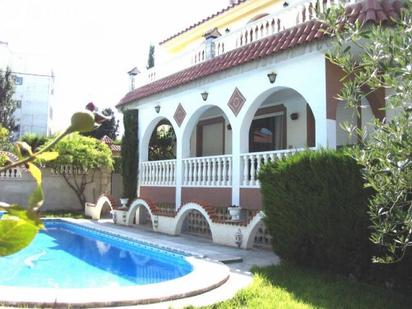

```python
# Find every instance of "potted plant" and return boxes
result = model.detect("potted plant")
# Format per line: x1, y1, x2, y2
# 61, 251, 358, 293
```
228, 205, 241, 221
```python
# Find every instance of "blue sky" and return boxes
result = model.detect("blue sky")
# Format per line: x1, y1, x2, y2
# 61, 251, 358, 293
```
0, 0, 227, 133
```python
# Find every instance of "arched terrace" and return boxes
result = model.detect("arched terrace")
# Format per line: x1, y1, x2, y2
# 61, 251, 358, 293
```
180, 105, 234, 208
238, 87, 316, 210
139, 117, 178, 210
240, 87, 316, 187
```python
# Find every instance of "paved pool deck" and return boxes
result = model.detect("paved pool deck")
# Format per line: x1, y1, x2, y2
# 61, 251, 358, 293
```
85, 219, 280, 273
80, 219, 280, 309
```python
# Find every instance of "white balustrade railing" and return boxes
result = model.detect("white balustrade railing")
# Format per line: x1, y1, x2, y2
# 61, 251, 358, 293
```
183, 155, 232, 187
139, 149, 315, 188
0, 167, 22, 180
135, 0, 359, 86
241, 148, 307, 187
50, 165, 88, 175
140, 159, 176, 186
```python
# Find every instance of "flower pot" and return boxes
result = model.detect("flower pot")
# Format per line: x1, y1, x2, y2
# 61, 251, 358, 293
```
119, 198, 129, 208
228, 207, 240, 221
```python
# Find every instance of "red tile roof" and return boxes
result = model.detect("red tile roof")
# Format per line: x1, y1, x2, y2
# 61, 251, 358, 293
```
159, 0, 247, 45
118, 0, 401, 108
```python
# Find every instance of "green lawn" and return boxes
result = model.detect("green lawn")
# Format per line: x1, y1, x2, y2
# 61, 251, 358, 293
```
195, 263, 411, 309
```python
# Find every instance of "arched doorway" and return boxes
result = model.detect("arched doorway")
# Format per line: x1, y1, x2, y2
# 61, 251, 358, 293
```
148, 119, 176, 161
247, 87, 315, 153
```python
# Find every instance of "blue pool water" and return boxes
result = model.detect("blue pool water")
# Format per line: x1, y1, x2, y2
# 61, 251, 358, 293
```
0, 220, 192, 288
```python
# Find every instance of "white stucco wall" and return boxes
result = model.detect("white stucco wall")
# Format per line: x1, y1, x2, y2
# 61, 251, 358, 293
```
126, 44, 329, 207
336, 98, 376, 146
0, 169, 110, 211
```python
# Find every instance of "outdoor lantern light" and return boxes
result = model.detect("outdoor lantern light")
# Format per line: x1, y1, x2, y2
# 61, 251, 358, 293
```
155, 105, 161, 113
290, 112, 299, 120
283, 1, 289, 7
267, 72, 277, 84
235, 228, 243, 248
201, 91, 209, 101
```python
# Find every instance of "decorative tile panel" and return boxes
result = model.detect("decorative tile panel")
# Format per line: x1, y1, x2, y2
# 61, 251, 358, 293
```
174, 103, 186, 127
228, 87, 246, 116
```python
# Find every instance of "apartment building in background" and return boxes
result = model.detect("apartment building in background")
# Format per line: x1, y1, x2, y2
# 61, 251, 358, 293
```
0, 41, 54, 138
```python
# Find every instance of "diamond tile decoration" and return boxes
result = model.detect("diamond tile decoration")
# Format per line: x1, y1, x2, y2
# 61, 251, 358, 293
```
174, 103, 186, 127
228, 87, 246, 116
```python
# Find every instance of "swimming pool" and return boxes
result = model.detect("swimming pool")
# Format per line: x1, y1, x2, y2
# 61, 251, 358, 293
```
0, 219, 230, 307
0, 220, 192, 288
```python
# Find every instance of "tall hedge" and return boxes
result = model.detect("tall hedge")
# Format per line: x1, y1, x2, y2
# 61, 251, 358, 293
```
121, 110, 139, 202
259, 149, 371, 276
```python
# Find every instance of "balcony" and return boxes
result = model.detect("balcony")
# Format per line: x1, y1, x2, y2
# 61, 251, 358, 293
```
134, 0, 359, 87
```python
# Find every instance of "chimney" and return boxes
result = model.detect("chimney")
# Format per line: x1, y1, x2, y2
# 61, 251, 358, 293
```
203, 28, 221, 60
127, 67, 140, 91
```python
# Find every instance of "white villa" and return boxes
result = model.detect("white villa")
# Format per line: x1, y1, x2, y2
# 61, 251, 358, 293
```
114, 0, 399, 248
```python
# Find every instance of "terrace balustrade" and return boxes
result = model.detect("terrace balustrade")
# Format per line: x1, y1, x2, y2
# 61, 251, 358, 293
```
135, 0, 360, 87
139, 149, 309, 189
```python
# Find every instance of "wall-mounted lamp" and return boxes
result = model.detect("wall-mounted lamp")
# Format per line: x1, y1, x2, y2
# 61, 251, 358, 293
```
267, 72, 277, 84
283, 1, 289, 7
154, 105, 161, 113
201, 91, 209, 101
290, 112, 299, 120
227, 124, 232, 130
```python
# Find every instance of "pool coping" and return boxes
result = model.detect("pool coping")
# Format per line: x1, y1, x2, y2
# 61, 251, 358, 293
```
0, 219, 230, 308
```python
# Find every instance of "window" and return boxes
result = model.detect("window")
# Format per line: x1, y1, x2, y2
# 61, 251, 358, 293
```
249, 105, 286, 152
13, 76, 23, 85
196, 117, 225, 157
15, 100, 21, 108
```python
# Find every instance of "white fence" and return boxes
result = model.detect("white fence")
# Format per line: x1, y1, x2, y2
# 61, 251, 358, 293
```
0, 167, 22, 180
183, 155, 232, 187
140, 159, 176, 186
140, 149, 314, 189
240, 148, 307, 187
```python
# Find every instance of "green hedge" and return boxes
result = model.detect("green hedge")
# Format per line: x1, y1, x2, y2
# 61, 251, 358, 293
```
259, 149, 371, 276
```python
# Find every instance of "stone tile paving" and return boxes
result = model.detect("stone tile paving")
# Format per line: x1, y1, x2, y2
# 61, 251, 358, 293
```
89, 220, 280, 273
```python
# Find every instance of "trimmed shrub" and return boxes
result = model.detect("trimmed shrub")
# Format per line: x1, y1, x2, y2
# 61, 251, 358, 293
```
259, 149, 371, 276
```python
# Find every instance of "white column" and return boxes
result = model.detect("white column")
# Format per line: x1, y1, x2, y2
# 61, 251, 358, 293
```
231, 123, 242, 206
326, 119, 337, 149
175, 132, 183, 209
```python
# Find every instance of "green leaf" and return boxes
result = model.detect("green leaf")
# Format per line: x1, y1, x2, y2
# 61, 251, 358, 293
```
27, 162, 42, 186
0, 205, 43, 257
28, 185, 44, 210
0, 220, 39, 256
36, 151, 59, 161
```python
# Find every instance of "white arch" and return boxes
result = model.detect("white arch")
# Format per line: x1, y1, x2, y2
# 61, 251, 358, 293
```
239, 86, 316, 153
180, 104, 234, 158
244, 211, 266, 249
140, 116, 179, 161
126, 198, 155, 226
86, 195, 115, 220
174, 202, 215, 240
